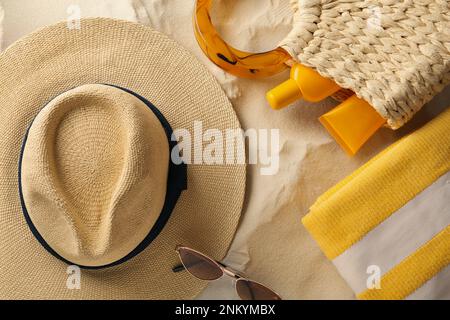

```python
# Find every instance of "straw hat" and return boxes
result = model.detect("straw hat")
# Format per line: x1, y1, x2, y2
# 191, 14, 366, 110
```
0, 18, 246, 299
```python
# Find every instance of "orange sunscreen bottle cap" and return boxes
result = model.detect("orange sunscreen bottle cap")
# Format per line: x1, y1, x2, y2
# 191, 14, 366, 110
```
266, 64, 340, 109
319, 95, 386, 155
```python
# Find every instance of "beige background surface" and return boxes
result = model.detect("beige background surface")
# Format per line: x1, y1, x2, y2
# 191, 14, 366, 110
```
1, 0, 449, 299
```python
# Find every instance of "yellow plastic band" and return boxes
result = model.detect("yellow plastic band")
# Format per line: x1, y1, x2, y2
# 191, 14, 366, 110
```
302, 107, 450, 259
194, 0, 291, 78
358, 225, 450, 300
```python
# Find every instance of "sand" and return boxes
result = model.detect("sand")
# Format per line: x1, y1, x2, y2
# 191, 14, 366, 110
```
1, 0, 449, 300
0, 4, 3, 49
0, 0, 142, 49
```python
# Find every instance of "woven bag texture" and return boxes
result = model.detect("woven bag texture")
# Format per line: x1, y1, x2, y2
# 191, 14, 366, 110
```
281, 0, 450, 129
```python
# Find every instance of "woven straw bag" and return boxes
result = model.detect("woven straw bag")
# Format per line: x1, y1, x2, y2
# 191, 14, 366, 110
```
280, 0, 450, 129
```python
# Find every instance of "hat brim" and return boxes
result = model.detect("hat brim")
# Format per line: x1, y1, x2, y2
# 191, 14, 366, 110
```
0, 18, 246, 299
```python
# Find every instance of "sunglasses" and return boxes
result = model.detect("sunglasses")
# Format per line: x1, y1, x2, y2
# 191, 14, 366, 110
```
173, 246, 281, 300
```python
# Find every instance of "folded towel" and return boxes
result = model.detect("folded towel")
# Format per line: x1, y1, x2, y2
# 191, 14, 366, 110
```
303, 107, 450, 300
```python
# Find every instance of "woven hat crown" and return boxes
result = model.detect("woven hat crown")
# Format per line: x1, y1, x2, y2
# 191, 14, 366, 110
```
20, 84, 170, 267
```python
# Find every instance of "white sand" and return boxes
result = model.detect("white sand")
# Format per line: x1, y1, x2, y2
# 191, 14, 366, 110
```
2, 0, 449, 300
0, 0, 143, 49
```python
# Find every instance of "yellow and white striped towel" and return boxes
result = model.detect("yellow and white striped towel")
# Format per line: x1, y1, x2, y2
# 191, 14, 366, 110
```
303, 107, 450, 300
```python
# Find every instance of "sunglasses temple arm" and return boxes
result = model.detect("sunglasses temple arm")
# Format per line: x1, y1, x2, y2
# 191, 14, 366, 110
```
172, 264, 185, 273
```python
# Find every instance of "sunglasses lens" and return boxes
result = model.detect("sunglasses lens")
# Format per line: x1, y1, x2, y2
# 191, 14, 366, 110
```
236, 279, 281, 300
178, 248, 223, 281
